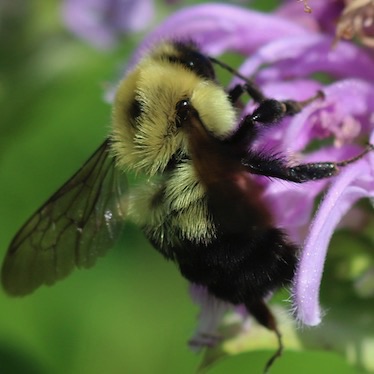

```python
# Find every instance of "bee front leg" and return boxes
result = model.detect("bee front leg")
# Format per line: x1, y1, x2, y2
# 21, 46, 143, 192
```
227, 89, 324, 147
250, 90, 324, 124
228, 81, 266, 104
228, 76, 324, 120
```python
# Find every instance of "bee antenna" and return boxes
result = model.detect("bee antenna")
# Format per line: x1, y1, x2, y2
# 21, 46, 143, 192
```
209, 56, 250, 83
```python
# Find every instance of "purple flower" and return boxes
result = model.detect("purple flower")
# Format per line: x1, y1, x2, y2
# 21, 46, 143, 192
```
62, 0, 154, 49
294, 144, 374, 325
122, 1, 374, 364
278, 0, 374, 48
276, 0, 343, 34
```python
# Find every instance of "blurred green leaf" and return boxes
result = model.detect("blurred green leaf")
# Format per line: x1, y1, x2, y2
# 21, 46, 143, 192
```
206, 350, 364, 374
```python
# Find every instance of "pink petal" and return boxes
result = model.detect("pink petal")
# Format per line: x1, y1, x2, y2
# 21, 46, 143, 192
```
128, 3, 309, 67
238, 35, 374, 83
293, 157, 374, 325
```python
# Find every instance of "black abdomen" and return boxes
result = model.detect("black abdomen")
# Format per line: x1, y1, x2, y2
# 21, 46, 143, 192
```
167, 227, 298, 306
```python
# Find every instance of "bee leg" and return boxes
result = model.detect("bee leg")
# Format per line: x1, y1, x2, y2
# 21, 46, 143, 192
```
209, 57, 265, 104
245, 299, 283, 373
227, 89, 324, 147
250, 90, 324, 124
243, 144, 374, 183
228, 79, 324, 123
228, 82, 265, 104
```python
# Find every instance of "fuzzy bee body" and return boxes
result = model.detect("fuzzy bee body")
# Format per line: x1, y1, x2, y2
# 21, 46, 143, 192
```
3, 40, 372, 371
110, 41, 298, 317
127, 127, 297, 312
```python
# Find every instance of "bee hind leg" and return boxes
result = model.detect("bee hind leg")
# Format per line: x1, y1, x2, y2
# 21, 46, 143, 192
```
245, 299, 283, 374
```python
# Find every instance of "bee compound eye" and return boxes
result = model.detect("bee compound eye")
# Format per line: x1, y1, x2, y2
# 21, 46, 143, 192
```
175, 99, 191, 127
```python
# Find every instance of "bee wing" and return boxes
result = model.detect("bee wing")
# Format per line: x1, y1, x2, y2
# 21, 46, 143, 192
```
1, 139, 128, 296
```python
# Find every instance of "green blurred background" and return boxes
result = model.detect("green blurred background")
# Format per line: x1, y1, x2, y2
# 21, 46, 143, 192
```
0, 0, 369, 373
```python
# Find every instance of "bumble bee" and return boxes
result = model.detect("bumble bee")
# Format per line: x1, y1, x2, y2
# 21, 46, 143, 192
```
2, 40, 372, 371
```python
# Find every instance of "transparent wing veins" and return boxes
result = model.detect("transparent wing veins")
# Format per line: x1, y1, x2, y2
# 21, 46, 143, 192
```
2, 139, 128, 296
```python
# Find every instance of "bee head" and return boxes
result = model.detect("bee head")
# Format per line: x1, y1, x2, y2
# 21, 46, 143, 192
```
111, 41, 237, 176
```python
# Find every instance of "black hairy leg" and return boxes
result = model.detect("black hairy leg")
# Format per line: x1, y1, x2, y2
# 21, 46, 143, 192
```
210, 55, 324, 124
228, 81, 323, 124
228, 80, 266, 104
246, 299, 283, 373
243, 143, 374, 183
221, 77, 373, 182
229, 84, 324, 139
250, 91, 324, 124
225, 90, 323, 148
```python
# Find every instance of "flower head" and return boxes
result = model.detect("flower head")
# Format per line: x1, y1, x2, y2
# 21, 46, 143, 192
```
335, 0, 374, 47
279, 0, 374, 48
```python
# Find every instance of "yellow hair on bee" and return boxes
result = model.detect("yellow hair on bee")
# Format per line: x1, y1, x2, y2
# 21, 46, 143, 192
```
111, 41, 237, 176
191, 81, 236, 137
128, 161, 216, 245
